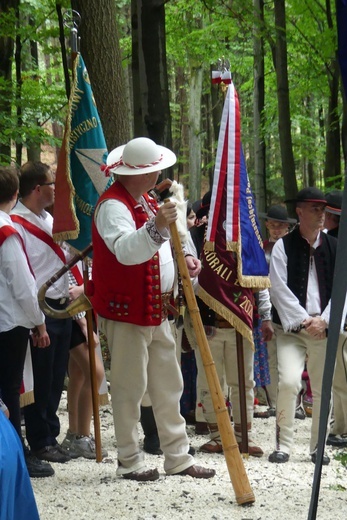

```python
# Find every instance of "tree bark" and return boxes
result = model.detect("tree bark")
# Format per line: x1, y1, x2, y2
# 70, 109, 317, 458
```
271, 0, 297, 215
72, 0, 130, 150
253, 0, 266, 229
0, 0, 18, 163
188, 65, 203, 202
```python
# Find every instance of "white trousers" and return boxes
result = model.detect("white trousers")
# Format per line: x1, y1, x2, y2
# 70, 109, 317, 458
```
99, 318, 194, 475
194, 327, 254, 438
275, 327, 329, 454
331, 331, 347, 435
265, 324, 279, 408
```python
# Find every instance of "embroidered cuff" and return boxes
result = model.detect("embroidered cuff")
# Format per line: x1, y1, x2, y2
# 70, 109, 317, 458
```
146, 217, 167, 245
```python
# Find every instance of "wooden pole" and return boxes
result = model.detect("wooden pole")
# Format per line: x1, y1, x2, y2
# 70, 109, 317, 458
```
169, 220, 255, 505
235, 331, 249, 455
83, 264, 102, 462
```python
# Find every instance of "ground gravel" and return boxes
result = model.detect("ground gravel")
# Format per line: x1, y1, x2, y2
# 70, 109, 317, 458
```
32, 394, 347, 520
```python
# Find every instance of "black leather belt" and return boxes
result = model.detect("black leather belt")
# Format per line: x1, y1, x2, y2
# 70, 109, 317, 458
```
46, 297, 68, 309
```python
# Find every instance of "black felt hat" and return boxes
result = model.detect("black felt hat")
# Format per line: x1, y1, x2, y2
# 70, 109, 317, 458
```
285, 187, 327, 204
195, 190, 211, 219
325, 190, 342, 215
258, 204, 297, 224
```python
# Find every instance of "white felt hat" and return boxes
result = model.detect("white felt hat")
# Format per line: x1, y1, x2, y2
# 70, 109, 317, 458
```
105, 137, 176, 176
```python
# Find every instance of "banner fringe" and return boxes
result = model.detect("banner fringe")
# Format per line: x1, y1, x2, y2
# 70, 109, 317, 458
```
198, 286, 254, 350
99, 393, 109, 406
20, 391, 34, 408
204, 241, 215, 251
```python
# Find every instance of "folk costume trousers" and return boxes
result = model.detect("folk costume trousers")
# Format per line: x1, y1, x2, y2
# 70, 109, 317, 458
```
194, 327, 254, 438
330, 331, 347, 436
99, 317, 194, 475
275, 327, 329, 455
265, 327, 279, 409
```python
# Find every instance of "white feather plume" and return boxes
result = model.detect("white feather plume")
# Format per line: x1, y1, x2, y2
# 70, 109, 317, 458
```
169, 181, 188, 244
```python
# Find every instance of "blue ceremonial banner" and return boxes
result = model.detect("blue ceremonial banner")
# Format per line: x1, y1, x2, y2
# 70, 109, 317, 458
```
53, 54, 110, 253
238, 144, 269, 281
198, 81, 270, 345
204, 82, 270, 288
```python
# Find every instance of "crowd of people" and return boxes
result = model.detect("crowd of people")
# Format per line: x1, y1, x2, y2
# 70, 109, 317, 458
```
1, 136, 346, 516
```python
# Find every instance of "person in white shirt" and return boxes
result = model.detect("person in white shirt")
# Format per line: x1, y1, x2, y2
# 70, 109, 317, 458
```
11, 161, 73, 466
268, 187, 336, 465
0, 166, 52, 478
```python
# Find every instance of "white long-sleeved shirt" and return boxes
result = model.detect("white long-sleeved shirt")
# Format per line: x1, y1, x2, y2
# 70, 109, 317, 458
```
269, 233, 330, 332
11, 201, 69, 299
0, 210, 45, 332
95, 198, 174, 293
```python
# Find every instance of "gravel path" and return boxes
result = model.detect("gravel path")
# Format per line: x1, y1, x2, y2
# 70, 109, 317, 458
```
32, 393, 347, 520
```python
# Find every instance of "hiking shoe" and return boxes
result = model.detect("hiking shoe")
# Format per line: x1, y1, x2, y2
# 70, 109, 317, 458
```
32, 445, 71, 464
69, 435, 108, 459
25, 448, 55, 478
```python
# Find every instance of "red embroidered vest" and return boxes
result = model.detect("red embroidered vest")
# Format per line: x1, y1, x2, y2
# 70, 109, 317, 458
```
90, 181, 163, 325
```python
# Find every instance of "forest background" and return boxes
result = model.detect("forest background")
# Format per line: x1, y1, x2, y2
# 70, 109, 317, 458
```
0, 0, 346, 218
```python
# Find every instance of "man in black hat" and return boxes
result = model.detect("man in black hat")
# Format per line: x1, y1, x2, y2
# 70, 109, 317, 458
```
268, 187, 337, 464
324, 189, 342, 238
257, 205, 296, 416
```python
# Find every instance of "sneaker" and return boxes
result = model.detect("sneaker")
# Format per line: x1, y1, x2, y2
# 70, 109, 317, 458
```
69, 435, 108, 460
61, 430, 79, 459
61, 429, 76, 449
24, 448, 55, 478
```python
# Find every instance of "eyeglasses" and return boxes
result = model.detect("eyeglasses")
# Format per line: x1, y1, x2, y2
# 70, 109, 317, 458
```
40, 182, 55, 186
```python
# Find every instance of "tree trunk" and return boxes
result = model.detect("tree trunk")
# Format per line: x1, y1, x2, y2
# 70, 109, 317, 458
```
175, 66, 189, 184
131, 0, 173, 178
271, 0, 297, 215
72, 0, 130, 150
26, 17, 41, 162
188, 65, 203, 202
253, 0, 266, 229
0, 1, 18, 164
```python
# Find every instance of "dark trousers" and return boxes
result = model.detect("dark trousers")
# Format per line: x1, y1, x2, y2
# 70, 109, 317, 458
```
0, 326, 30, 439
24, 314, 72, 451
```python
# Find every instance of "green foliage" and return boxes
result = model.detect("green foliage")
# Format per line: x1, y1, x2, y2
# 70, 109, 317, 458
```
0, 0, 68, 159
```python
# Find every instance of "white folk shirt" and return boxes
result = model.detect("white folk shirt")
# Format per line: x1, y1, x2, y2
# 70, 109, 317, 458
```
96, 198, 174, 293
11, 201, 69, 300
270, 233, 330, 332
0, 210, 45, 332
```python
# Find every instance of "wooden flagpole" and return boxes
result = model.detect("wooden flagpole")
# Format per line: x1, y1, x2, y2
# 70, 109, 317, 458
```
169, 219, 255, 505
82, 263, 102, 462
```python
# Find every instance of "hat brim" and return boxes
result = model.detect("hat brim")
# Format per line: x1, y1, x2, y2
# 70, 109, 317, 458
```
285, 198, 327, 204
325, 205, 341, 215
107, 144, 177, 175
258, 212, 296, 224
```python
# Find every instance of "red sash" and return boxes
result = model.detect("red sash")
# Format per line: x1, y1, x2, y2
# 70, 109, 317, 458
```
10, 215, 83, 285
0, 224, 35, 277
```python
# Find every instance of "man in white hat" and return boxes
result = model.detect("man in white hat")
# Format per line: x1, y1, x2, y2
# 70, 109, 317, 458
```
91, 137, 215, 481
